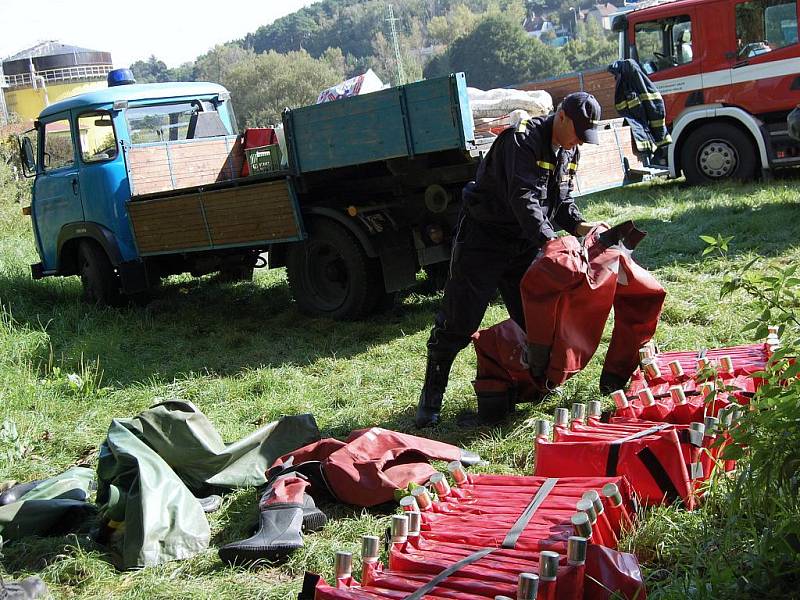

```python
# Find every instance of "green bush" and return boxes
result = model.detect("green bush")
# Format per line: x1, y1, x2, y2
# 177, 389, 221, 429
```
0, 134, 31, 205
630, 237, 800, 598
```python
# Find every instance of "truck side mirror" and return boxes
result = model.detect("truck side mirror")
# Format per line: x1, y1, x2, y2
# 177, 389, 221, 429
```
18, 136, 37, 178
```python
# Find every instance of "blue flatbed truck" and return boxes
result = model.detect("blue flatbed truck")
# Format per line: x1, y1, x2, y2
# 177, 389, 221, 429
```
18, 73, 479, 319
18, 71, 648, 319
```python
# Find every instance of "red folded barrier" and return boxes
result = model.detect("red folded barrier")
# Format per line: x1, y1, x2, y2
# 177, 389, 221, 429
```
534, 428, 694, 508
618, 378, 749, 424
301, 471, 646, 600
642, 343, 770, 381
472, 318, 542, 402
585, 545, 646, 600
522, 224, 665, 388
597, 418, 706, 485
385, 543, 585, 600
435, 474, 636, 538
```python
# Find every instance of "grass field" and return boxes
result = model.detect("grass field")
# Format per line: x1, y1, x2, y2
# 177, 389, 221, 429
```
0, 173, 798, 599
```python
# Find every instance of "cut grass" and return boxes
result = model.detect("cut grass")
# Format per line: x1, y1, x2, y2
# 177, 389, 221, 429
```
0, 173, 798, 598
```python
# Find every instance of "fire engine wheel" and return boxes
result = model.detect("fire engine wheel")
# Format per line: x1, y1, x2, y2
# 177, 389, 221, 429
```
286, 220, 383, 320
681, 123, 757, 185
77, 240, 124, 307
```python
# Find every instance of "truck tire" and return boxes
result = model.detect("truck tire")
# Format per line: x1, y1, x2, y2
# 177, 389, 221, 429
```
681, 122, 757, 185
78, 240, 123, 306
286, 220, 382, 320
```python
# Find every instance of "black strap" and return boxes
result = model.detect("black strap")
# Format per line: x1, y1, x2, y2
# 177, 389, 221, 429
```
404, 548, 497, 600
298, 572, 321, 600
637, 446, 683, 507
501, 477, 558, 549
605, 424, 670, 476
403, 478, 558, 600
606, 444, 621, 476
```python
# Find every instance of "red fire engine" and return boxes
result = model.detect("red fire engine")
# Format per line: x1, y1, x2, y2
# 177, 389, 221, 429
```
615, 0, 800, 183
521, 0, 800, 184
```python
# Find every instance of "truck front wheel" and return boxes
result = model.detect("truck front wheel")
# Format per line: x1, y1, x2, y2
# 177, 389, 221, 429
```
286, 220, 382, 320
78, 240, 123, 306
681, 122, 757, 185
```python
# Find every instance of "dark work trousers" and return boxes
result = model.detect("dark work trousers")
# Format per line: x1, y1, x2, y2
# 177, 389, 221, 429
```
427, 212, 540, 358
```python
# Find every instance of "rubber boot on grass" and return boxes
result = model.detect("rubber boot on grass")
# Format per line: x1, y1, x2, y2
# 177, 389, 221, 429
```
218, 474, 326, 565
415, 353, 457, 428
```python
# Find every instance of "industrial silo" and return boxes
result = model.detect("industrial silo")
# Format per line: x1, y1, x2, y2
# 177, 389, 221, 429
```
1, 41, 113, 123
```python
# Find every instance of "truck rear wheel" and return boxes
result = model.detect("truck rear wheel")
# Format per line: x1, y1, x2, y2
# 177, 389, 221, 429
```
681, 122, 757, 185
78, 240, 123, 306
286, 220, 383, 320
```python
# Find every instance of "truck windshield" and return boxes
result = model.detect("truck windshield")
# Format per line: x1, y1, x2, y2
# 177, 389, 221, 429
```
736, 0, 798, 58
635, 15, 693, 74
126, 100, 234, 144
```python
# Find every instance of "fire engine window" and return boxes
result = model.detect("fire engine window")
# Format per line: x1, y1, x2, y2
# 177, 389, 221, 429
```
42, 119, 75, 171
77, 111, 118, 163
736, 0, 798, 58
635, 15, 693, 74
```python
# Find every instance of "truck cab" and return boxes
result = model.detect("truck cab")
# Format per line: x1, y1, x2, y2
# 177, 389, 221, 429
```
614, 0, 800, 182
20, 80, 248, 304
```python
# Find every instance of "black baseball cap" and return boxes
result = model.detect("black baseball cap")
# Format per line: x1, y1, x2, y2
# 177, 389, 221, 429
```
562, 92, 601, 144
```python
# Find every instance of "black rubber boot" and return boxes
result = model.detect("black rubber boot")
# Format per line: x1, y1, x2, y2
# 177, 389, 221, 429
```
218, 474, 326, 566
415, 353, 457, 428
301, 493, 327, 532
0, 575, 49, 599
0, 482, 42, 507
599, 370, 629, 395
218, 503, 304, 565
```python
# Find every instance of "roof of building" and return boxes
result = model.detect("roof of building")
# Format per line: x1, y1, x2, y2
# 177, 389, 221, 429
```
39, 82, 229, 119
592, 3, 623, 17
4, 41, 105, 62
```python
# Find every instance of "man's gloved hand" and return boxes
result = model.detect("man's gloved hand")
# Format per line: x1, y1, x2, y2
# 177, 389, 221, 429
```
575, 221, 610, 236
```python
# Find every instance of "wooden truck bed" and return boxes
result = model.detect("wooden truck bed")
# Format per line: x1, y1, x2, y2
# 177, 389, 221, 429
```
122, 74, 477, 258
123, 137, 303, 255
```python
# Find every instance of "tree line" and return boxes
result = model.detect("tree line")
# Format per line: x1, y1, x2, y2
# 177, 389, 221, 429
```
130, 0, 618, 127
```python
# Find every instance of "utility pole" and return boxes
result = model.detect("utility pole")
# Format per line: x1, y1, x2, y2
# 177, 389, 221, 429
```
386, 3, 406, 86
0, 62, 8, 125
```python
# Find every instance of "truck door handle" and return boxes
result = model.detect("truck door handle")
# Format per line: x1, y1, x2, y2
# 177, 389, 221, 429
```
733, 60, 749, 68
71, 177, 79, 195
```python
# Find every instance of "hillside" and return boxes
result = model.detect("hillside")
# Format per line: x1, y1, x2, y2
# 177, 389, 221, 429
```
130, 0, 618, 127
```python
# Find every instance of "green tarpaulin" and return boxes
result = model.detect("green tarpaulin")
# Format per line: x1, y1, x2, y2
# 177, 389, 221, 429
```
96, 401, 319, 568
0, 467, 95, 542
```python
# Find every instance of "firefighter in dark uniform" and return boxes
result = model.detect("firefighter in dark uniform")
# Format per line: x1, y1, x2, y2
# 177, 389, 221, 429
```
416, 92, 604, 428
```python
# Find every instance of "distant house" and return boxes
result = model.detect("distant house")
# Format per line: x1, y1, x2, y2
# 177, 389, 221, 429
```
587, 3, 631, 30
528, 20, 557, 39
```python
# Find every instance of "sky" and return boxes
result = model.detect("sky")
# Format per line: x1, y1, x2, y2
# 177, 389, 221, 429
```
0, 0, 321, 68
